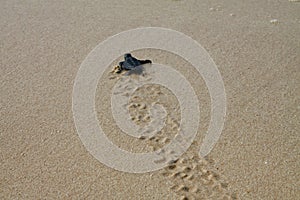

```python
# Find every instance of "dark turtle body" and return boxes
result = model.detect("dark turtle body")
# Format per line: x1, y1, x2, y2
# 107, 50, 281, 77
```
116, 53, 152, 73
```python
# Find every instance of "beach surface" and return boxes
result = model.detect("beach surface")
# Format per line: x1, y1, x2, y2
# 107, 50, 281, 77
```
1, 0, 299, 199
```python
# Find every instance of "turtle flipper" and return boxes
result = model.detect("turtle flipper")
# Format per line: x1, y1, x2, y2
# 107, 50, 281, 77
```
119, 61, 124, 69
139, 59, 152, 65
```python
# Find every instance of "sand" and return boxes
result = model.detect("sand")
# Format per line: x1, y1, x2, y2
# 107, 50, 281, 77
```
1, 0, 299, 199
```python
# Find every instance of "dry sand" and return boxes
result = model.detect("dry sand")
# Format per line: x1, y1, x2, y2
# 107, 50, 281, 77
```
1, 0, 299, 199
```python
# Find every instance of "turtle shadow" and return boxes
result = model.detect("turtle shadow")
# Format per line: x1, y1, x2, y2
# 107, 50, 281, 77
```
125, 65, 145, 76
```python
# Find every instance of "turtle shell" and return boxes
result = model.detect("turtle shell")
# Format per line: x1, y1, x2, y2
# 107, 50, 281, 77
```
121, 54, 142, 70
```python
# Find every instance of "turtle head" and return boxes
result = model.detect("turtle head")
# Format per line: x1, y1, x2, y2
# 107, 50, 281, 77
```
124, 53, 132, 59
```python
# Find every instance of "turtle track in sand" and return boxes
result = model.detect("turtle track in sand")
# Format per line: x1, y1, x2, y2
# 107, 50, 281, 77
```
110, 74, 239, 199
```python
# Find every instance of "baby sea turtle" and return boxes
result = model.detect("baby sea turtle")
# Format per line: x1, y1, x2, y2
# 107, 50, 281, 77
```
113, 53, 152, 73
